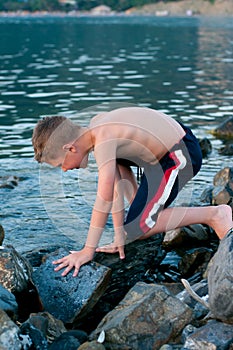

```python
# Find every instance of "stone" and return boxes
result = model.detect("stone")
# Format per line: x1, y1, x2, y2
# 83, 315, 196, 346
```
219, 143, 233, 156
208, 229, 233, 323
32, 247, 111, 325
78, 341, 106, 350
34, 312, 67, 344
160, 247, 213, 279
49, 330, 87, 350
213, 167, 232, 187
163, 224, 209, 248
0, 175, 19, 189
19, 321, 48, 350
198, 137, 212, 157
0, 224, 5, 245
0, 284, 18, 318
91, 282, 193, 350
0, 309, 21, 350
0, 245, 33, 293
184, 320, 233, 349
211, 116, 233, 139
0, 245, 43, 320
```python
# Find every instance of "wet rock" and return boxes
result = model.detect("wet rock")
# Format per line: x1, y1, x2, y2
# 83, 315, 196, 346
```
32, 247, 111, 325
0, 309, 21, 350
0, 245, 43, 320
184, 320, 233, 349
19, 321, 48, 350
93, 234, 165, 309
160, 247, 213, 281
49, 330, 87, 350
198, 137, 212, 157
0, 224, 5, 245
211, 116, 233, 139
90, 282, 193, 350
0, 245, 33, 293
0, 284, 18, 318
0, 175, 20, 189
208, 229, 233, 323
163, 224, 209, 248
200, 167, 233, 207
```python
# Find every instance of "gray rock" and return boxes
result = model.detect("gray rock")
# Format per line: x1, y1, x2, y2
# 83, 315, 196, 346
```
208, 229, 233, 323
91, 282, 193, 350
0, 309, 21, 350
0, 284, 18, 318
32, 248, 111, 325
184, 320, 233, 349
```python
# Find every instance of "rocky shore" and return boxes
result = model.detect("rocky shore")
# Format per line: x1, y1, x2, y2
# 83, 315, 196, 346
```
1, 0, 233, 18
1, 118, 233, 349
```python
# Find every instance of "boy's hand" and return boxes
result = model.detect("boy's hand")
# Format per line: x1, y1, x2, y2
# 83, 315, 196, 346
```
52, 246, 95, 277
96, 242, 125, 259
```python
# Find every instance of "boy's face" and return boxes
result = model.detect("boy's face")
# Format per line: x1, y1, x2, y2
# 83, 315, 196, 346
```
46, 145, 88, 172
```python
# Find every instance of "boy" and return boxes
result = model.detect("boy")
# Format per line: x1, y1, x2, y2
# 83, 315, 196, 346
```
32, 107, 232, 277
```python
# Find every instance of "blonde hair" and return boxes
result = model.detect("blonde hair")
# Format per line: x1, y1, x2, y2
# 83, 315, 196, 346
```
32, 116, 81, 163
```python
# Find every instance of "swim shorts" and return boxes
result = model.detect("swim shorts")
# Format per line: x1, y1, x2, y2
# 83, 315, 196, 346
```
123, 123, 202, 239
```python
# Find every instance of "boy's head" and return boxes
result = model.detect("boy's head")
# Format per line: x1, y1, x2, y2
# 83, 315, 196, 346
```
32, 116, 81, 164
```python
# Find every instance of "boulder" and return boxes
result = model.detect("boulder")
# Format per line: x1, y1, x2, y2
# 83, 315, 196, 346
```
0, 309, 21, 350
32, 248, 111, 325
90, 282, 193, 350
0, 284, 18, 318
211, 116, 233, 139
208, 229, 233, 323
184, 320, 233, 349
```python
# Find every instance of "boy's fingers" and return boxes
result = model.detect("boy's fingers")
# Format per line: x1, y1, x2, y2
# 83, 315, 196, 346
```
118, 246, 125, 259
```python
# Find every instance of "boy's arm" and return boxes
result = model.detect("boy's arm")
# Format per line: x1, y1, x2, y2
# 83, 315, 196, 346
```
53, 155, 117, 277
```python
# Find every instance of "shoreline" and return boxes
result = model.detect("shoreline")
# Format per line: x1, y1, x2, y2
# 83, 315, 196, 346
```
0, 0, 233, 18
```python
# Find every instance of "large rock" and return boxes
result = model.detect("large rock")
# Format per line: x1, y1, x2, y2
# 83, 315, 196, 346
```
32, 248, 111, 325
0, 309, 22, 350
208, 229, 233, 323
184, 320, 233, 349
90, 282, 193, 350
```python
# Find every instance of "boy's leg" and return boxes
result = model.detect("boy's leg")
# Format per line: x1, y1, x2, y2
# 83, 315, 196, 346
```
141, 204, 233, 240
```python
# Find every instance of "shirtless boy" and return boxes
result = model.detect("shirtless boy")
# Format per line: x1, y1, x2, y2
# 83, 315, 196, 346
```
32, 107, 233, 277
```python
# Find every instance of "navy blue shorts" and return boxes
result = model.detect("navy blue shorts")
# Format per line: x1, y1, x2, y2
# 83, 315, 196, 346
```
123, 123, 202, 239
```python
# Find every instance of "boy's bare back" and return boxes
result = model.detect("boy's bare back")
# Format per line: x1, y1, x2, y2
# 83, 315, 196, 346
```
90, 107, 185, 166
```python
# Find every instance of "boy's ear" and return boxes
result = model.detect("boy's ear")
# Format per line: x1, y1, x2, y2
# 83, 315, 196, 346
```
63, 144, 77, 152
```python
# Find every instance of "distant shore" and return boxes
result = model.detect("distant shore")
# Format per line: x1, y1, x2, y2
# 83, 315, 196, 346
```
0, 0, 233, 18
